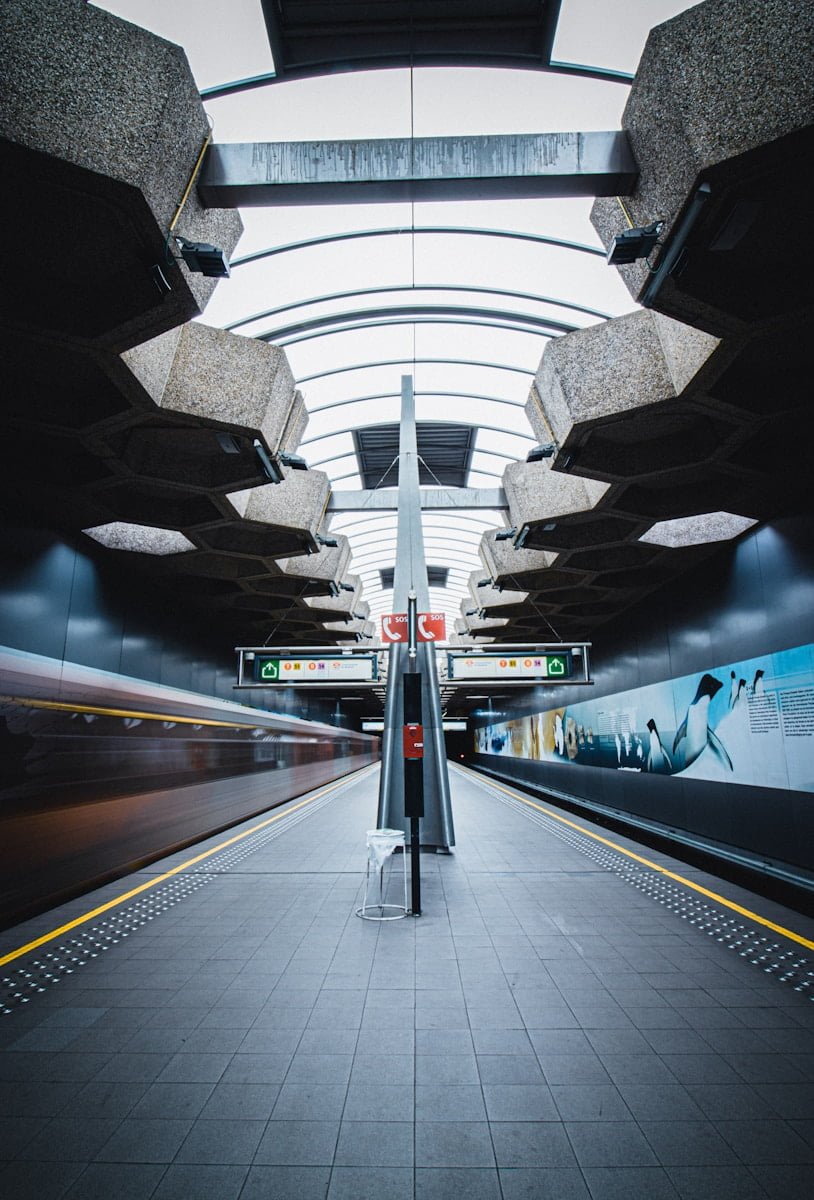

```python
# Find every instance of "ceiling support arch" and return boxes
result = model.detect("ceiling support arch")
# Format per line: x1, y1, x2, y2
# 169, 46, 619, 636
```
200, 63, 632, 103
225, 283, 609, 333
258, 304, 576, 343
231, 225, 606, 270
301, 420, 534, 449
276, 316, 558, 348
295, 357, 534, 384
307, 391, 527, 416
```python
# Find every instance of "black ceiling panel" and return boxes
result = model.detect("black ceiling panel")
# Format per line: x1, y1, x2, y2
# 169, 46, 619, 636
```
353, 422, 477, 489
380, 565, 449, 589
261, 2, 562, 79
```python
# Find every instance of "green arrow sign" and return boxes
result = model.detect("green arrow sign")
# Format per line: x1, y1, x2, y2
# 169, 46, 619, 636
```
258, 658, 279, 681
547, 656, 566, 676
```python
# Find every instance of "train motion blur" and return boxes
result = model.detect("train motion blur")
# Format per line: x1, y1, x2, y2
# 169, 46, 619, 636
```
0, 647, 379, 928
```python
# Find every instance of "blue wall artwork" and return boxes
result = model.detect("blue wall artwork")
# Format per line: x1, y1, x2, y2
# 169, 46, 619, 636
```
474, 643, 814, 794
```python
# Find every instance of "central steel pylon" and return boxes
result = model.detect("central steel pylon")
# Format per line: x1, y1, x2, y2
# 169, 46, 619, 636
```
376, 376, 455, 851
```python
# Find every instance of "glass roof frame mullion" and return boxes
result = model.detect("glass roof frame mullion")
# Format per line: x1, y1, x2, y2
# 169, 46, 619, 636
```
307, 392, 526, 415
257, 304, 577, 343
300, 421, 534, 448
225, 283, 609, 332
230, 226, 606, 270
200, 61, 632, 103
274, 316, 558, 347
295, 357, 534, 384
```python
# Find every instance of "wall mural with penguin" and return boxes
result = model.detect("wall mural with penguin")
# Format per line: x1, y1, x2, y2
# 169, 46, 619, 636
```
473, 642, 814, 794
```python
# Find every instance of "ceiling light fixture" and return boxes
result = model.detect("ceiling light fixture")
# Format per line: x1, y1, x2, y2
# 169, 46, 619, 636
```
526, 443, 556, 462
607, 220, 663, 265
176, 237, 231, 278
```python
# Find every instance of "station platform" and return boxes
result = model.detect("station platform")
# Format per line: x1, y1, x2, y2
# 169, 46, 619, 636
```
1, 762, 813, 1200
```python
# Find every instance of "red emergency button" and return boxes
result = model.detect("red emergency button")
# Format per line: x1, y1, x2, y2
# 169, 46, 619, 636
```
403, 723, 424, 758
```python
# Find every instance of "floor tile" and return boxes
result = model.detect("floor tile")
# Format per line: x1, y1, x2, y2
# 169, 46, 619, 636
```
416, 1054, 479, 1084
272, 1083, 349, 1121
638, 1120, 738, 1166
415, 1084, 487, 1122
328, 1166, 414, 1199
151, 1164, 248, 1199
342, 1083, 414, 1122
482, 1083, 558, 1121
16, 1116, 122, 1162
0, 1158, 86, 1200
334, 1121, 414, 1167
566, 1122, 659, 1168
715, 1119, 814, 1164
131, 1081, 214, 1120
582, 1166, 681, 1199
490, 1120, 577, 1167
665, 1164, 768, 1199
174, 1118, 265, 1164
240, 1165, 330, 1200
254, 1120, 340, 1165
415, 1121, 495, 1167
476, 1055, 544, 1084
415, 1167, 502, 1199
498, 1166, 591, 1199
62, 1162, 166, 1199
94, 1117, 193, 1163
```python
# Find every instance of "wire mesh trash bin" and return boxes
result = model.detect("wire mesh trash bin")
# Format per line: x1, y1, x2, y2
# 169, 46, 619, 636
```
356, 828, 409, 920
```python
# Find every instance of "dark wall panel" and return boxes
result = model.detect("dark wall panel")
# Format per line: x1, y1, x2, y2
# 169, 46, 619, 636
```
0, 521, 342, 724
471, 516, 814, 884
0, 533, 73, 663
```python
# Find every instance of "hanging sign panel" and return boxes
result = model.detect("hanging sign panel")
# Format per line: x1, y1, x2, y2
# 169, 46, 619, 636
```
448, 652, 574, 681
253, 655, 377, 683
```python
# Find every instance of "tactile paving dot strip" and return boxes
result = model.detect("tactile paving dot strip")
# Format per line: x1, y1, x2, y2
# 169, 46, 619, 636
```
1, 773, 365, 1015
467, 772, 814, 1003
1, 874, 211, 1015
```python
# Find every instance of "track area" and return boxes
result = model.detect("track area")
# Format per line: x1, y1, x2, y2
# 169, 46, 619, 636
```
1, 764, 814, 1199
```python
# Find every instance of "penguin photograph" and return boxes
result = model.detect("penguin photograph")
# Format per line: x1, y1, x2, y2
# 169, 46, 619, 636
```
673, 673, 733, 772
646, 717, 672, 773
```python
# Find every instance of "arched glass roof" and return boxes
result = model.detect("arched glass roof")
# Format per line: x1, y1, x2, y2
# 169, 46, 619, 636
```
97, 0, 698, 640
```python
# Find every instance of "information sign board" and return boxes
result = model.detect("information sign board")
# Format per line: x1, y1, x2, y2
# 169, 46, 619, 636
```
448, 651, 573, 681
253, 655, 377, 683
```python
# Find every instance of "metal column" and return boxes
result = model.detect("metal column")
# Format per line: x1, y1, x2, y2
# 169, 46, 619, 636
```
377, 376, 455, 851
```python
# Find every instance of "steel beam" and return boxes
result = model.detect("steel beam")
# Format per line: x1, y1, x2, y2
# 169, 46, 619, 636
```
199, 132, 637, 207
377, 377, 454, 851
329, 487, 507, 512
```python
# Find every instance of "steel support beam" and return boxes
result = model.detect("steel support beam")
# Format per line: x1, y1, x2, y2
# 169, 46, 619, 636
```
329, 487, 507, 512
377, 377, 454, 851
199, 132, 637, 207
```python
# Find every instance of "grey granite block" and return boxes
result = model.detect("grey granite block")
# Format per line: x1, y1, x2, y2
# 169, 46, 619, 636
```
0, 0, 242, 350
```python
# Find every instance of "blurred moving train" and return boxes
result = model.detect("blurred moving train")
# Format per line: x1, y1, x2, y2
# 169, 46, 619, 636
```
0, 646, 380, 929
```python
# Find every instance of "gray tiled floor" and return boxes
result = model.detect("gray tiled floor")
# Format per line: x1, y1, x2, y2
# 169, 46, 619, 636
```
1, 763, 814, 1199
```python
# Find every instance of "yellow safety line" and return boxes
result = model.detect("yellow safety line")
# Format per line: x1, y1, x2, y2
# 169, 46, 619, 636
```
455, 765, 814, 952
2, 695, 260, 730
0, 765, 377, 968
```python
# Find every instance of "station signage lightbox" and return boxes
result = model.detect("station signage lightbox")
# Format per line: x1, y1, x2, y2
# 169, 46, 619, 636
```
448, 652, 574, 682
253, 655, 377, 683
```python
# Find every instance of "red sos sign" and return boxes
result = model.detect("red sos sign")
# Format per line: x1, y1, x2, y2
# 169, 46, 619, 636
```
381, 612, 447, 643
417, 612, 446, 641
